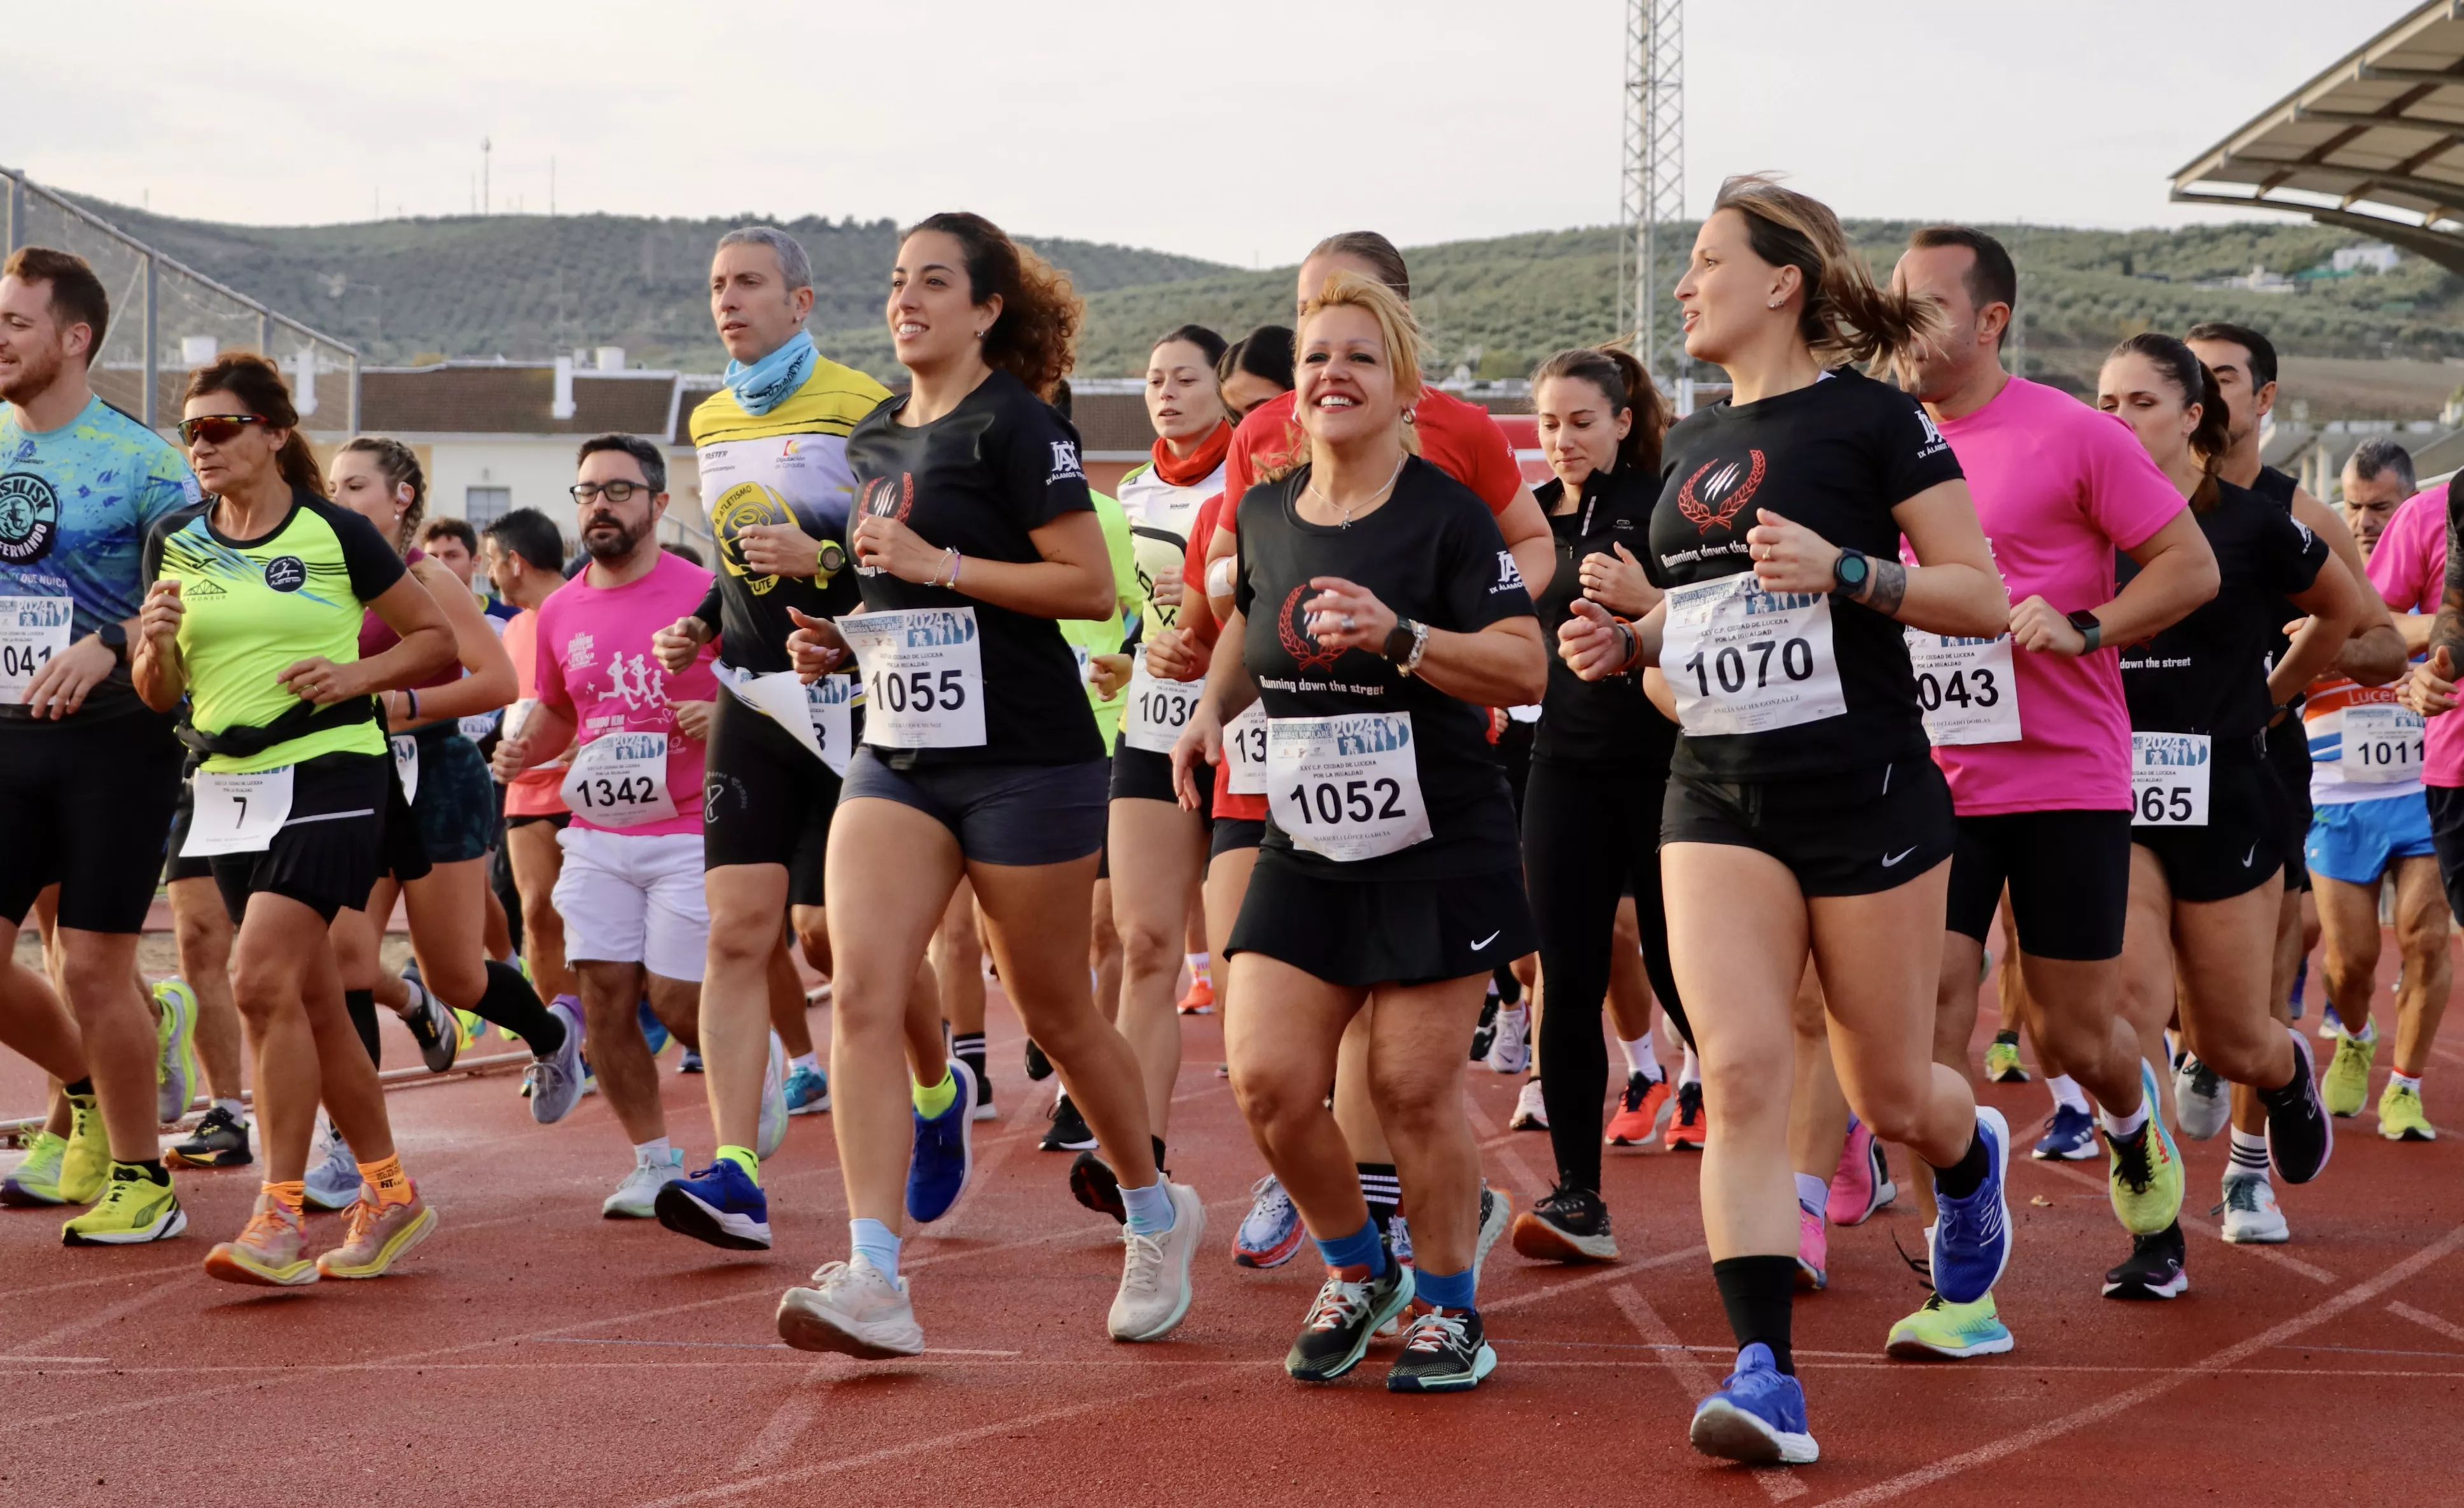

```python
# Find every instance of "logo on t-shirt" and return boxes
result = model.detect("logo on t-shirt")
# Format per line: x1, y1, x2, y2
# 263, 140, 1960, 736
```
605, 650, 669, 713
1676, 452, 1766, 535
858, 473, 915, 524
566, 631, 598, 671
0, 473, 59, 564
262, 555, 307, 592
1493, 550, 1526, 595
1914, 410, 1951, 461
1276, 585, 1344, 673
1048, 440, 1083, 482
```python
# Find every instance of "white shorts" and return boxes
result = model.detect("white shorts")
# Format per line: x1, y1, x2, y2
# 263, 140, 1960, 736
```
552, 827, 709, 982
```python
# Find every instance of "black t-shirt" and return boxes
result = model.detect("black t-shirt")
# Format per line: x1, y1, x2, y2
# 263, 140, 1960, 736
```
1234, 457, 1533, 880
2118, 478, 2327, 741
1644, 367, 1964, 781
1532, 464, 1677, 771
843, 368, 1103, 767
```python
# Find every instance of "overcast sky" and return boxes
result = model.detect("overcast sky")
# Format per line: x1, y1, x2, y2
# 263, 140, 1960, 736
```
4, 0, 2404, 262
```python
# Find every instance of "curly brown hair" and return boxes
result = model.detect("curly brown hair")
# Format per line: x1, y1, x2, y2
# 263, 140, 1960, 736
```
904, 211, 1081, 400
180, 353, 326, 497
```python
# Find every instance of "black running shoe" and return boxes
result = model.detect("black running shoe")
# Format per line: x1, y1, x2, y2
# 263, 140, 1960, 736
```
1023, 1038, 1054, 1082
1384, 1303, 1497, 1393
164, 1105, 253, 1169
1509, 1183, 1617, 1263
1040, 1093, 1096, 1152
2102, 1221, 2189, 1301
399, 982, 459, 1075
1286, 1255, 1414, 1383
2266, 1031, 2334, 1185
1468, 991, 1500, 1063
1069, 1149, 1125, 1222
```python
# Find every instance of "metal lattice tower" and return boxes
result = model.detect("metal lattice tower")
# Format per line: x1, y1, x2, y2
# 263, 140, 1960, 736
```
1615, 0, 1686, 389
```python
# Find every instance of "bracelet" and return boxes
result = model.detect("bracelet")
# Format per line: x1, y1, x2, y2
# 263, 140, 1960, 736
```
932, 547, 961, 589
949, 550, 963, 589
405, 688, 420, 720
1613, 618, 1642, 674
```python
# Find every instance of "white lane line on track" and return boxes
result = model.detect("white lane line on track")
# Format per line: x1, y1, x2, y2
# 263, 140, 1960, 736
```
1612, 1284, 1808, 1502
5, 1274, 200, 1357
0, 1261, 195, 1301
2019, 1154, 2340, 1284
1807, 1220, 2464, 1508
2389, 1299, 2464, 1344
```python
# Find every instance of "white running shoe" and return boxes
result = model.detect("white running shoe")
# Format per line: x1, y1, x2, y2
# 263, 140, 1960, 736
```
1474, 1183, 1512, 1281
758, 1031, 790, 1160
2173, 1052, 2230, 1141
2218, 1173, 2289, 1244
1485, 1003, 1531, 1075
1509, 1079, 1549, 1131
1110, 1182, 1207, 1341
152, 979, 198, 1124
776, 1255, 925, 1358
525, 999, 587, 1124
302, 1125, 359, 1212
602, 1146, 685, 1219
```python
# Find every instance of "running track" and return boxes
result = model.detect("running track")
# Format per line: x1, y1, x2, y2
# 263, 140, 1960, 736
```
2, 944, 2459, 1507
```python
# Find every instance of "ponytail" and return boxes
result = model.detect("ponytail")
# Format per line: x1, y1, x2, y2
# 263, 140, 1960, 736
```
338, 435, 428, 553
1529, 344, 1668, 477
1712, 174, 1940, 368
181, 353, 327, 498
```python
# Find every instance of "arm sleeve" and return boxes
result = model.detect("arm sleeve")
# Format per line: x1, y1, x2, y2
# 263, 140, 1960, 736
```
1232, 490, 1257, 619
693, 578, 723, 633
1437, 485, 1534, 632
2082, 415, 2185, 555
1877, 389, 1966, 506
1458, 408, 1524, 515
531, 609, 574, 717
1218, 414, 1262, 542
330, 506, 410, 604
2367, 493, 2435, 611
2269, 513, 2332, 599
141, 448, 204, 534
1001, 397, 1094, 529
1181, 493, 1222, 598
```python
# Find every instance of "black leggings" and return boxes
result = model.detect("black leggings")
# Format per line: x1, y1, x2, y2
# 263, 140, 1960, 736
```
1524, 757, 1690, 1194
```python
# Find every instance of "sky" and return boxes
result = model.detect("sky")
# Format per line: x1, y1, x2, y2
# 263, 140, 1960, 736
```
2, 0, 2407, 263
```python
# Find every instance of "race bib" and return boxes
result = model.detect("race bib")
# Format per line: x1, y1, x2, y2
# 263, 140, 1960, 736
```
0, 596, 73, 703
1660, 576, 1846, 737
183, 765, 296, 856
2131, 731, 2210, 827
1225, 701, 1268, 795
391, 734, 420, 806
806, 673, 856, 778
716, 660, 842, 772
1265, 711, 1430, 862
838, 608, 987, 750
459, 708, 501, 744
560, 731, 676, 828
1906, 630, 2021, 746
2342, 703, 2424, 785
1122, 648, 1203, 755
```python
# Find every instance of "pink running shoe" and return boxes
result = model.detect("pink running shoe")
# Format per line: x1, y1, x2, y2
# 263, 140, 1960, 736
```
1827, 1116, 1897, 1227
1795, 1207, 1827, 1291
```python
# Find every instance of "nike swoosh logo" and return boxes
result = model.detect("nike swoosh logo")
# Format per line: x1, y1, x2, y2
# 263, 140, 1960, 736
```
1470, 932, 1501, 951
1882, 846, 1919, 867
2243, 844, 2257, 867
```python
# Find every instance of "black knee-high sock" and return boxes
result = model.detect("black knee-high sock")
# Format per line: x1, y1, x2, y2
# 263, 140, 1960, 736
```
344, 989, 382, 1068
1358, 1161, 1402, 1237
1712, 1254, 1799, 1374
461, 960, 564, 1056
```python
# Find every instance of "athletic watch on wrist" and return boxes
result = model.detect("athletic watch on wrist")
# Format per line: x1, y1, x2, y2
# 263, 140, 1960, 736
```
1831, 548, 1870, 596
95, 622, 129, 665
2066, 610, 2102, 654
1385, 617, 1431, 676
816, 540, 848, 576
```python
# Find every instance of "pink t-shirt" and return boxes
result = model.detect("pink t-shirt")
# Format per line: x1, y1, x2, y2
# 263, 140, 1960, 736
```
531, 550, 718, 837
2364, 483, 2459, 786
1930, 377, 2187, 815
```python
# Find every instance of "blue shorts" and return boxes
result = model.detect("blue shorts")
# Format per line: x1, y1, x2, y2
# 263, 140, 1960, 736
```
2305, 795, 2437, 887
841, 748, 1108, 867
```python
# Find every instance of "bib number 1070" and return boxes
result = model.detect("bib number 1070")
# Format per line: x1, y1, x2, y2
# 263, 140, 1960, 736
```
1682, 636, 1816, 698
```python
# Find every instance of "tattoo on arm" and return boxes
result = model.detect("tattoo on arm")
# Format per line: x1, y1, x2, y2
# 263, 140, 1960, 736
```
1852, 558, 1908, 617
2433, 587, 2464, 662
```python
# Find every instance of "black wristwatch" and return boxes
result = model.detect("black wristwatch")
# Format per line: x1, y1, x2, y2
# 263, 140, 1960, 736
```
1832, 549, 1870, 596
96, 622, 129, 665
2066, 610, 2103, 655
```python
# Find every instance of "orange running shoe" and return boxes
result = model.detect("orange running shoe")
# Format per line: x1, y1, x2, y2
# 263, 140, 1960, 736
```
317, 1185, 438, 1279
1177, 974, 1215, 1016
1605, 1073, 1672, 1147
1662, 1079, 1707, 1152
204, 1195, 318, 1287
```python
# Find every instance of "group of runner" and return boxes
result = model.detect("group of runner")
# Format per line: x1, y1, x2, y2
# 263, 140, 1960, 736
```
0, 176, 2454, 1465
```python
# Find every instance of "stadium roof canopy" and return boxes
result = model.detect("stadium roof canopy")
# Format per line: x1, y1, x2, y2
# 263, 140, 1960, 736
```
2172, 0, 2464, 276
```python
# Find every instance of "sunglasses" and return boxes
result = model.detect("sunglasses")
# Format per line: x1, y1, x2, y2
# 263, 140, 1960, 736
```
177, 414, 270, 446
570, 481, 653, 503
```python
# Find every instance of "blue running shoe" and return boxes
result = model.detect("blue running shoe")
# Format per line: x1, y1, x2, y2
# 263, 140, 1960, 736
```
784, 1063, 830, 1115
2033, 1103, 2098, 1161
1689, 1343, 1818, 1465
1930, 1106, 2011, 1305
679, 1047, 704, 1073
906, 1059, 977, 1224
637, 998, 669, 1057
653, 1157, 771, 1250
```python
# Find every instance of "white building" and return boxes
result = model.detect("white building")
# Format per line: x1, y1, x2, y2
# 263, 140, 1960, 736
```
2332, 242, 2402, 274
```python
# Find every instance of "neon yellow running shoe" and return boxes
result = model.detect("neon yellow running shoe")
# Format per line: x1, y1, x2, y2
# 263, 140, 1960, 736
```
1886, 1291, 2014, 1360
2323, 1030, 2377, 1118
456, 1009, 487, 1049
1984, 1032, 2029, 1084
2379, 1080, 2437, 1141
1, 1130, 69, 1206
63, 1164, 187, 1246
151, 978, 199, 1124
2106, 1063, 2185, 1236
60, 1094, 108, 1206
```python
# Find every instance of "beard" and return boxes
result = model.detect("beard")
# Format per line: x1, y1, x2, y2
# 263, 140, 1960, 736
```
0, 342, 64, 407
583, 513, 647, 562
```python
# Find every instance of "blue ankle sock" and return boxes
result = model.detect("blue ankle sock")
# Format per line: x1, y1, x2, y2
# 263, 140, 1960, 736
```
849, 1217, 901, 1280
1120, 1180, 1176, 1236
1313, 1216, 1386, 1277
1416, 1264, 1475, 1312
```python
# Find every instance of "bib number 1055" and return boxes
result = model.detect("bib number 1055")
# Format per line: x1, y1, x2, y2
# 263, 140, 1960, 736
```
837, 608, 987, 750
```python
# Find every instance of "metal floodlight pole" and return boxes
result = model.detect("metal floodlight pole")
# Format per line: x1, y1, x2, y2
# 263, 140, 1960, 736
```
142, 254, 158, 428
1617, 0, 1686, 393
4, 168, 24, 254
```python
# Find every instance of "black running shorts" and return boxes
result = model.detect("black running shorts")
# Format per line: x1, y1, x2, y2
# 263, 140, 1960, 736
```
2130, 739, 2287, 905
1210, 816, 1265, 864
164, 769, 214, 885
2423, 784, 2464, 924
1109, 742, 1213, 819
209, 753, 387, 925
702, 686, 842, 907
0, 708, 184, 933
1944, 808, 2133, 961
1661, 756, 1957, 898
1227, 849, 1536, 988
2264, 714, 2313, 893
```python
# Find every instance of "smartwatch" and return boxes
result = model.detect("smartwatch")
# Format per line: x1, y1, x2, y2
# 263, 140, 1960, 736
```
1382, 617, 1419, 661
1832, 549, 1870, 596
2066, 610, 2103, 654
816, 540, 849, 576
96, 622, 129, 665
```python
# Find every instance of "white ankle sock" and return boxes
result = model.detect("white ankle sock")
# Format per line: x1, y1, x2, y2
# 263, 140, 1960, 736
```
1620, 1032, 1659, 1079
2048, 1074, 2090, 1114
1679, 1042, 1702, 1089
2099, 1097, 2150, 1141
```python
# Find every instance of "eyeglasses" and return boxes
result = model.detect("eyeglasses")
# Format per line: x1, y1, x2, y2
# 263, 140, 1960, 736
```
570, 481, 653, 503
177, 414, 270, 446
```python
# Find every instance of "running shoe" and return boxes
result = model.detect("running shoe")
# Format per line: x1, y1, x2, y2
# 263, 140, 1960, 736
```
2267, 1030, 2334, 1184
1508, 1078, 1549, 1131
637, 998, 670, 1058
1930, 1107, 2011, 1305
777, 1255, 924, 1358
1384, 1303, 1496, 1393
1023, 1038, 1053, 1081
757, 1031, 790, 1160
1664, 1079, 1707, 1152
166, 1105, 253, 1169
1796, 1207, 1828, 1292
1484, 1003, 1531, 1075
62, 1164, 186, 1246
524, 998, 587, 1124
1109, 1182, 1206, 1342
1604, 1073, 1671, 1147
1177, 974, 1215, 1016
2217, 1173, 2287, 1244
1286, 1256, 1414, 1383
399, 977, 459, 1074
2173, 1051, 2229, 1140
2, 1131, 69, 1206
783, 1063, 830, 1116
2106, 1064, 2185, 1235
303, 1126, 359, 1213
1041, 1091, 1097, 1152
1983, 1030, 2029, 1084
907, 1058, 977, 1225
1885, 1292, 2014, 1360
965, 1056, 996, 1122
1475, 1184, 1512, 1281
1827, 1115, 1897, 1226
602, 1146, 685, 1219
153, 978, 198, 1122
655, 1158, 772, 1250
2032, 1103, 2098, 1161
2102, 1221, 2188, 1300
1688, 1343, 1818, 1465
204, 1196, 318, 1287
1070, 1150, 1128, 1223
678, 1047, 704, 1073
317, 1187, 438, 1278
1232, 1174, 1305, 1268
456, 1008, 487, 1051
2380, 1080, 2437, 1141
1510, 1183, 1618, 1263
1387, 1212, 1414, 1269
2323, 1029, 2377, 1119
60, 1094, 106, 1205
2316, 1002, 2344, 1040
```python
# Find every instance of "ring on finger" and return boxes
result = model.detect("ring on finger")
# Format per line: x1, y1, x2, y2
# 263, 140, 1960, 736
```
1341, 613, 1357, 632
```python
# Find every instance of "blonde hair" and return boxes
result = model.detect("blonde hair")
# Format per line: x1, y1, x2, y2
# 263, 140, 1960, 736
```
1260, 270, 1424, 482
1711, 174, 1938, 367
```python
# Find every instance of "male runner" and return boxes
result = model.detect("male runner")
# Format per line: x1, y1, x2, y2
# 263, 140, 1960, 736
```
0, 248, 198, 1243
484, 508, 581, 1017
